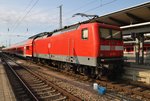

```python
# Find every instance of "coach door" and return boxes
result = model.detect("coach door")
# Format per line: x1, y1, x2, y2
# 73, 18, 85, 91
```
68, 38, 75, 62
48, 40, 51, 59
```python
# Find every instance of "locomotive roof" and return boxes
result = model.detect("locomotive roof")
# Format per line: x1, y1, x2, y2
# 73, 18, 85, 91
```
28, 32, 52, 39
28, 23, 81, 39
28, 19, 118, 40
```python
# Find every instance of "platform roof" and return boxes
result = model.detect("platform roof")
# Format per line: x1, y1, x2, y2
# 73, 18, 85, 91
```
90, 1, 150, 27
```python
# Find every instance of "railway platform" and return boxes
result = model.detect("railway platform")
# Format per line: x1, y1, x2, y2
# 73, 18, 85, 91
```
0, 59, 16, 101
124, 63, 150, 84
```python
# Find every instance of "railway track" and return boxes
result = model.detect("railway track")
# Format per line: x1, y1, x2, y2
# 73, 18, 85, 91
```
33, 60, 150, 100
66, 69, 150, 100
33, 60, 150, 101
0, 53, 82, 101
96, 80, 150, 101
2, 53, 150, 101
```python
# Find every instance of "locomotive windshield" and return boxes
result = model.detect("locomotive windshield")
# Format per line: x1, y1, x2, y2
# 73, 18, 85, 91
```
100, 28, 111, 39
99, 28, 121, 39
112, 29, 121, 39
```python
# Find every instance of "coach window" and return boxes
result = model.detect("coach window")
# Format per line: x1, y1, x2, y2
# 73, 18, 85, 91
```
26, 46, 29, 50
82, 28, 88, 40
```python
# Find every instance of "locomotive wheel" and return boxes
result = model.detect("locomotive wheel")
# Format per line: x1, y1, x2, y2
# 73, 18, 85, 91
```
72, 66, 77, 74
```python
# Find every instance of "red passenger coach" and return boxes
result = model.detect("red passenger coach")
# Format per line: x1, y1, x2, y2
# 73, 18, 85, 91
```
2, 39, 33, 57
2, 44, 24, 56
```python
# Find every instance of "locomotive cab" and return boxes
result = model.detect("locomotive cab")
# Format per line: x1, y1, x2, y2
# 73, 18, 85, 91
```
93, 23, 124, 79
98, 25, 123, 64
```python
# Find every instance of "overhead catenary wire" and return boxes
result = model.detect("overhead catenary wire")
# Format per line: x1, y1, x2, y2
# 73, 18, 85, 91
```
10, 0, 34, 32
40, 0, 98, 31
12, 0, 101, 33
64, 0, 97, 16
62, 0, 117, 25
24, 0, 116, 33
0, 34, 28, 37
83, 0, 117, 13
29, 0, 95, 29
5, 0, 34, 46
12, 0, 40, 33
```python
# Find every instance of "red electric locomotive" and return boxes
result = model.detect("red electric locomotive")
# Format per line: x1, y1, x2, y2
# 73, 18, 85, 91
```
31, 22, 123, 79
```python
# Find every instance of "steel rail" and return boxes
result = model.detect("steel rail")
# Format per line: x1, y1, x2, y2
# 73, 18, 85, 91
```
95, 80, 150, 100
2, 53, 82, 101
1, 55, 39, 101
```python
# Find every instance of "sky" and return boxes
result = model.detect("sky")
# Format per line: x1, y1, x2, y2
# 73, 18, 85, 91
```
0, 0, 149, 47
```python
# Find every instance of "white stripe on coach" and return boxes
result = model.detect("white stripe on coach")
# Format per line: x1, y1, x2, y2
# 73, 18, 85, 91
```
100, 45, 123, 51
115, 46, 123, 50
100, 45, 110, 50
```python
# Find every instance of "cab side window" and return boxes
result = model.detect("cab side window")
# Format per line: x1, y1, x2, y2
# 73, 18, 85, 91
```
82, 28, 88, 40
26, 46, 29, 50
